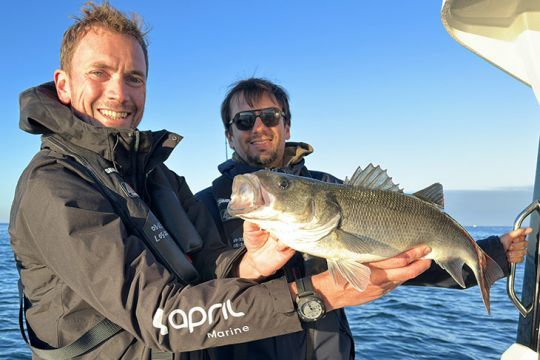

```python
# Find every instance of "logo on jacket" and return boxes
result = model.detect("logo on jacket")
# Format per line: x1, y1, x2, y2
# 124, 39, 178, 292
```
217, 198, 233, 221
152, 299, 245, 335
231, 237, 244, 249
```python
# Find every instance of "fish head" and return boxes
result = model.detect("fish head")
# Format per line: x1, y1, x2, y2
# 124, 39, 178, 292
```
228, 169, 343, 239
227, 170, 341, 251
228, 170, 317, 223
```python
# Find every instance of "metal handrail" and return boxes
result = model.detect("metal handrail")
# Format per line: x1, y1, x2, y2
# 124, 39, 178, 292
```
507, 200, 540, 317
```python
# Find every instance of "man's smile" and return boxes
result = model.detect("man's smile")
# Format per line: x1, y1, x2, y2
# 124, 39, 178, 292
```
249, 137, 273, 145
98, 109, 132, 121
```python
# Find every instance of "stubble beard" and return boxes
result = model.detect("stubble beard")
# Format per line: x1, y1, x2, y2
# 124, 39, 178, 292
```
247, 151, 279, 168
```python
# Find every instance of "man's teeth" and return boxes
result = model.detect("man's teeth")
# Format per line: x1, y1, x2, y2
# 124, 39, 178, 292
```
100, 110, 129, 119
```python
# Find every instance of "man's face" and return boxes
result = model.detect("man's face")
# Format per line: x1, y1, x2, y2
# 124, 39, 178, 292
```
227, 92, 290, 168
54, 27, 146, 129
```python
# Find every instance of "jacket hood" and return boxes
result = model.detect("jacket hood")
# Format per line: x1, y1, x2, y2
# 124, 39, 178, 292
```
19, 82, 181, 171
218, 142, 314, 179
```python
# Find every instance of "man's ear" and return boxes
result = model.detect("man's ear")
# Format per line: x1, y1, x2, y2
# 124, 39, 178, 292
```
285, 123, 291, 141
54, 69, 72, 105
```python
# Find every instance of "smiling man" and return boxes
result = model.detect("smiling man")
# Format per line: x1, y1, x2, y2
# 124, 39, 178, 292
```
197, 78, 358, 359
10, 3, 307, 359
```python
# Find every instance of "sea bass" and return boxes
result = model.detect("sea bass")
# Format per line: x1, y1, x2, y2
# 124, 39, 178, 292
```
227, 164, 504, 313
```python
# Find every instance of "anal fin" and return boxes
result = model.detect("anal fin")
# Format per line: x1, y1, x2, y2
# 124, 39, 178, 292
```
435, 258, 466, 288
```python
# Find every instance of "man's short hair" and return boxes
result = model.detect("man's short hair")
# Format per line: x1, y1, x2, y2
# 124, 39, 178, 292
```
60, 1, 149, 74
221, 78, 292, 132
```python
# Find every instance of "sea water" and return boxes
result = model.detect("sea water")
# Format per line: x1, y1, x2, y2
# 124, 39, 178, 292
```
0, 224, 527, 359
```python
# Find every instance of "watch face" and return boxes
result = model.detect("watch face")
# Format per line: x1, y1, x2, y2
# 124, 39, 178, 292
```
300, 299, 324, 320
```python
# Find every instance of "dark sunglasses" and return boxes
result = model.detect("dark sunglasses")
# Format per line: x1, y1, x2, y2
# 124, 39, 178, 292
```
229, 107, 285, 131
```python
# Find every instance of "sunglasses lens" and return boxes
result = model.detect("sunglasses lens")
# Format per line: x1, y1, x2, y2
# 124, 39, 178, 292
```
259, 109, 280, 126
235, 114, 256, 131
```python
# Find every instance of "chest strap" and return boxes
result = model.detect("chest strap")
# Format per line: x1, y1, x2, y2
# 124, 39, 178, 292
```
45, 134, 200, 283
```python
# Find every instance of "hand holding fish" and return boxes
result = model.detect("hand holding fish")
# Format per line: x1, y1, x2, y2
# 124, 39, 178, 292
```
238, 221, 296, 280
304, 245, 432, 311
500, 227, 532, 264
366, 245, 432, 286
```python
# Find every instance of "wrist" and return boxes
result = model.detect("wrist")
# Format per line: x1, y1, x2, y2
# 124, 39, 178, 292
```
238, 252, 265, 280
311, 272, 340, 311
289, 275, 335, 311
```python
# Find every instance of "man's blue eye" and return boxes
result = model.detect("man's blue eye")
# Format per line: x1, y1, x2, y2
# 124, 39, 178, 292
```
127, 75, 144, 86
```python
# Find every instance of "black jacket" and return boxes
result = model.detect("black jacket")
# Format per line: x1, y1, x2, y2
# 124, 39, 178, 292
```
9, 83, 303, 359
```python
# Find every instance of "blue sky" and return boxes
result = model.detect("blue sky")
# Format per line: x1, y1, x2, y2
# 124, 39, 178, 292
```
1, 1, 538, 224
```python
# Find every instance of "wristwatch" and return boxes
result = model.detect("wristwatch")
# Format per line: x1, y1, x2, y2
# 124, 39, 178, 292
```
295, 276, 326, 322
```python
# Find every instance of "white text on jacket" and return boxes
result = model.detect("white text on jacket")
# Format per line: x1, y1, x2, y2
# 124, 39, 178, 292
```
152, 300, 246, 335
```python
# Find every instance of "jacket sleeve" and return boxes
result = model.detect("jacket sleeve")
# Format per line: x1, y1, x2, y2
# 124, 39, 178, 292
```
12, 160, 302, 353
405, 236, 509, 288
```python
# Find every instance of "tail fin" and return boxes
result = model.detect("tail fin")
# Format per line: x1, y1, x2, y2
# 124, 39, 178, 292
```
475, 247, 505, 314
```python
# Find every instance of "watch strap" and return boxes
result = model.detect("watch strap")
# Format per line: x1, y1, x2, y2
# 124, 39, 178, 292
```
296, 276, 315, 297
295, 276, 326, 322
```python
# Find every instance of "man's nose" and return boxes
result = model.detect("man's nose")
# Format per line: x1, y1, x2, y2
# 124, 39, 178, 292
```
252, 116, 266, 131
106, 76, 127, 102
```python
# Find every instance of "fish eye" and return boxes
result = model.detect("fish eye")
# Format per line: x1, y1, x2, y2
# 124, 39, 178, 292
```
278, 178, 289, 190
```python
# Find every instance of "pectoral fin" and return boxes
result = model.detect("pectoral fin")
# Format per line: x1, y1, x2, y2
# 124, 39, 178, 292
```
328, 258, 371, 292
328, 229, 375, 254
322, 229, 388, 292
435, 258, 466, 288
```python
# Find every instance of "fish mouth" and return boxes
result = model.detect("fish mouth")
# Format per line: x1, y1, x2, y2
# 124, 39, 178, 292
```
227, 173, 267, 217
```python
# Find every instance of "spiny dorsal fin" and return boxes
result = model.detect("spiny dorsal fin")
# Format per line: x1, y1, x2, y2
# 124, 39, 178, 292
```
413, 183, 444, 208
345, 164, 402, 192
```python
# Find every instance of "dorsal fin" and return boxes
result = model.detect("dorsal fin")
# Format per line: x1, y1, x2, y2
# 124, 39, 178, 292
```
413, 183, 444, 208
345, 164, 402, 192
